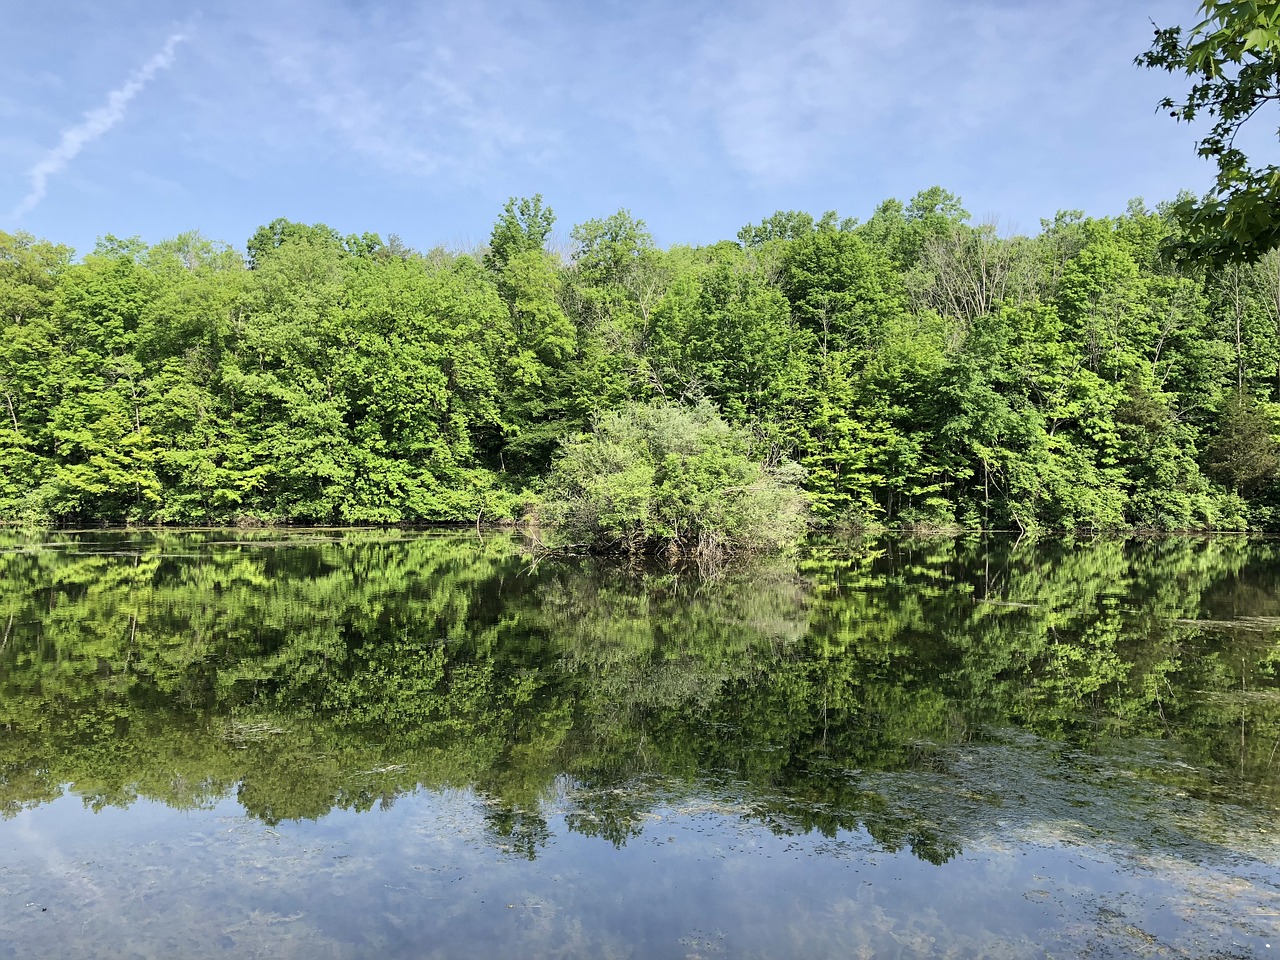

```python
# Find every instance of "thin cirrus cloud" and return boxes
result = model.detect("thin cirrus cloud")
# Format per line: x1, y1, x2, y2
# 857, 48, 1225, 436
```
11, 31, 186, 220
688, 0, 1153, 186
235, 0, 543, 180
691, 0, 915, 181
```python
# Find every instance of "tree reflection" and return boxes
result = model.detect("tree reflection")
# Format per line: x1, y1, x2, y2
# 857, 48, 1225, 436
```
1, 530, 1277, 863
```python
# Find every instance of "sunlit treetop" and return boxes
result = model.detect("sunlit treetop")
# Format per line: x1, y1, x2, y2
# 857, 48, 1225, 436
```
1138, 1, 1280, 264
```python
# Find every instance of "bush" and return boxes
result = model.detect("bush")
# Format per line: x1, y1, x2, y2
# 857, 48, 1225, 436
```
536, 401, 809, 559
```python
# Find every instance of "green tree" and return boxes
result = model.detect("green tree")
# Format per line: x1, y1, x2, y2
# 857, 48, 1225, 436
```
1138, 2, 1280, 262
41, 248, 165, 521
781, 229, 907, 356
246, 218, 345, 268
483, 194, 556, 274
1202, 392, 1280, 491
562, 210, 667, 414
645, 244, 809, 436
0, 231, 70, 518
490, 247, 579, 475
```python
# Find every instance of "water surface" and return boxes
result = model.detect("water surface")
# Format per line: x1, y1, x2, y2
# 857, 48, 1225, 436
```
1, 531, 1278, 957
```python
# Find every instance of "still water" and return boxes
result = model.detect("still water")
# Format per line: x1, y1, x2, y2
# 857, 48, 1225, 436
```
0, 530, 1278, 958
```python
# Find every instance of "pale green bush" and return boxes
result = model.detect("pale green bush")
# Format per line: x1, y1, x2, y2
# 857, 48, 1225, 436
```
537, 401, 808, 559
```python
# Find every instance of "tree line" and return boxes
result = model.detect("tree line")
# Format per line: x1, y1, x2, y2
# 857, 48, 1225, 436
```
4, 189, 1280, 530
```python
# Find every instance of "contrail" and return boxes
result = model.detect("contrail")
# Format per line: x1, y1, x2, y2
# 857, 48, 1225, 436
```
11, 32, 186, 219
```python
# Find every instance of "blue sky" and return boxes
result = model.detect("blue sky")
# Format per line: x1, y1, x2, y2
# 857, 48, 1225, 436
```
3, 0, 1219, 257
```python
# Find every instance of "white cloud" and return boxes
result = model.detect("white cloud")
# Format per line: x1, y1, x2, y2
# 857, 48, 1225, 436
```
692, 0, 916, 181
242, 0, 545, 181
11, 32, 186, 219
685, 0, 1188, 191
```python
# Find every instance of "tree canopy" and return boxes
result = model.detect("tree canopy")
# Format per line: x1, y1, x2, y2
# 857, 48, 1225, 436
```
4, 188, 1280, 533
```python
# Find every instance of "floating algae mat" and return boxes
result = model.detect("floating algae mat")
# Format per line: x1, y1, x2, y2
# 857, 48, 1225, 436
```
1, 530, 1279, 958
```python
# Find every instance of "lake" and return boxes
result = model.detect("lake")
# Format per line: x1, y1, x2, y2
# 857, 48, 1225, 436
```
1, 530, 1277, 958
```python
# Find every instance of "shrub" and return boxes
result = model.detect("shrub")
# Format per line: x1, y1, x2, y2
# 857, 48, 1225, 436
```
536, 401, 808, 559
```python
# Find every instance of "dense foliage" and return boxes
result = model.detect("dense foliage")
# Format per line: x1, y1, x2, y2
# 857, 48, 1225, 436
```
1139, 1, 1280, 264
536, 401, 808, 557
5, 190, 1280, 530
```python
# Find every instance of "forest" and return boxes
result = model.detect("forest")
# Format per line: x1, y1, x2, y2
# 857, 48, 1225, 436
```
3, 188, 1280, 531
